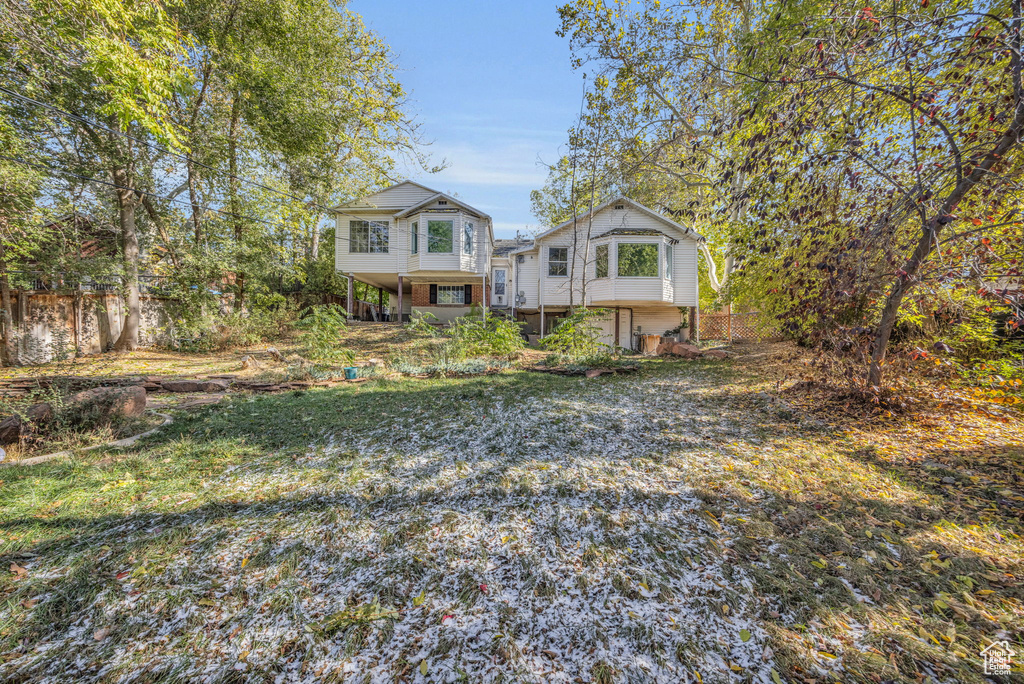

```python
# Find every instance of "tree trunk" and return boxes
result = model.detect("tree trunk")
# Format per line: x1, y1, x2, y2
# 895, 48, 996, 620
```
0, 238, 18, 366
113, 166, 141, 352
867, 95, 1024, 386
187, 158, 202, 244
228, 94, 245, 312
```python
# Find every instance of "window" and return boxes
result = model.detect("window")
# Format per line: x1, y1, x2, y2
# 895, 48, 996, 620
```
437, 285, 465, 304
428, 220, 454, 253
464, 222, 474, 254
665, 244, 673, 280
411, 222, 418, 254
437, 200, 448, 206
349, 220, 389, 253
493, 269, 506, 295
548, 247, 568, 276
614, 204, 625, 210
595, 244, 609, 278
617, 243, 659, 277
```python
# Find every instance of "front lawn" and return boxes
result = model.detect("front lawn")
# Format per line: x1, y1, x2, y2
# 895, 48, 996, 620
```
0, 357, 1021, 683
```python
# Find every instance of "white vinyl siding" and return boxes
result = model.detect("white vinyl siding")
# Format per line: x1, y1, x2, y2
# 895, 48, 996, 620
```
362, 181, 436, 210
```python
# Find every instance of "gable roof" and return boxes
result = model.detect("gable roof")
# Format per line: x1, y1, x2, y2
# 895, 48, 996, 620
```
393, 191, 491, 220
594, 227, 679, 243
532, 197, 703, 243
330, 180, 440, 211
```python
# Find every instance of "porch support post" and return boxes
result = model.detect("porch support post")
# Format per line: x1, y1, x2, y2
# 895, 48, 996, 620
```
481, 273, 486, 321
396, 276, 403, 325
347, 274, 354, 319
614, 306, 620, 349
539, 305, 545, 339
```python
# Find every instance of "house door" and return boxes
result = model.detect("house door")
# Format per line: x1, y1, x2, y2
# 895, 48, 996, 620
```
492, 268, 507, 307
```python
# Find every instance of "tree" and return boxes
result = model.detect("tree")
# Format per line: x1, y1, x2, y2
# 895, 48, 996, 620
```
0, 118, 43, 366
726, 0, 1024, 386
2, 0, 192, 351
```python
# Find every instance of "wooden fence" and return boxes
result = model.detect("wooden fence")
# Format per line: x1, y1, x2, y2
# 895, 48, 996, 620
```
699, 311, 781, 342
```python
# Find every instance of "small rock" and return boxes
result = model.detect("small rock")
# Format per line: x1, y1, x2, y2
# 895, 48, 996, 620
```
161, 379, 229, 393
669, 342, 702, 359
941, 476, 956, 484
704, 349, 730, 360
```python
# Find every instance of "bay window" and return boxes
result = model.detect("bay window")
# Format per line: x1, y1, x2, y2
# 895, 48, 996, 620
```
595, 244, 609, 278
428, 220, 454, 253
617, 243, 659, 277
411, 221, 418, 254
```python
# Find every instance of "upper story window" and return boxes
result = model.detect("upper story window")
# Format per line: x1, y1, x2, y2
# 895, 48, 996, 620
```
464, 222, 474, 254
665, 244, 673, 280
437, 200, 448, 206
350, 220, 389, 253
617, 243, 659, 277
428, 220, 454, 253
411, 221, 418, 254
548, 247, 568, 276
595, 244, 609, 278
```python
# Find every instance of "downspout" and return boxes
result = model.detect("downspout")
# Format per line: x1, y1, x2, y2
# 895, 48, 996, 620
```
481, 272, 486, 321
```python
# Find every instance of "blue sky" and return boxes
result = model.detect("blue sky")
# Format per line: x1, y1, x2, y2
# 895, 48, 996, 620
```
351, 0, 584, 238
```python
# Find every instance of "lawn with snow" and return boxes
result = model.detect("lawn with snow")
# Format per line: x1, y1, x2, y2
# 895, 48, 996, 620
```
2, 359, 1021, 683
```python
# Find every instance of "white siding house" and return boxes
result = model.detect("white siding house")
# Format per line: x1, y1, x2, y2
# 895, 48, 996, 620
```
333, 181, 495, 322
506, 197, 701, 349
335, 185, 701, 349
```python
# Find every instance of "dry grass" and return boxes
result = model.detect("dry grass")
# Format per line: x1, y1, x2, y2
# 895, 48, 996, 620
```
0, 335, 1021, 682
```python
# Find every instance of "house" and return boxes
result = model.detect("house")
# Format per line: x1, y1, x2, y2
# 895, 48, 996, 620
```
505, 197, 701, 349
333, 181, 494, 323
335, 183, 702, 349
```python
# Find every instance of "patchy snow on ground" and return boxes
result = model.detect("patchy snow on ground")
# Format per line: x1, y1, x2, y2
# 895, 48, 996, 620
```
2, 372, 781, 683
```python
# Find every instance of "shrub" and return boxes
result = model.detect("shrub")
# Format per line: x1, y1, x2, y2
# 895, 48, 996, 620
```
444, 306, 525, 360
167, 298, 296, 352
407, 307, 525, 361
542, 308, 610, 360
293, 304, 354, 366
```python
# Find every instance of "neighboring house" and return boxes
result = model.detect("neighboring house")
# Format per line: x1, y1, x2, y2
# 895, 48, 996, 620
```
507, 197, 701, 348
333, 181, 494, 323
335, 183, 702, 349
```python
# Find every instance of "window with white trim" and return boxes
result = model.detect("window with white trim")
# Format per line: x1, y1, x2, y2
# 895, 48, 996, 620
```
437, 285, 465, 304
617, 243, 659, 277
595, 244, 609, 278
464, 222, 474, 254
428, 220, 454, 253
411, 222, 418, 254
548, 247, 568, 276
665, 244, 673, 280
349, 220, 389, 253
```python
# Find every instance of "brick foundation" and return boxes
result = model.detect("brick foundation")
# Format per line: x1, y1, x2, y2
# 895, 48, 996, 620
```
410, 282, 487, 306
